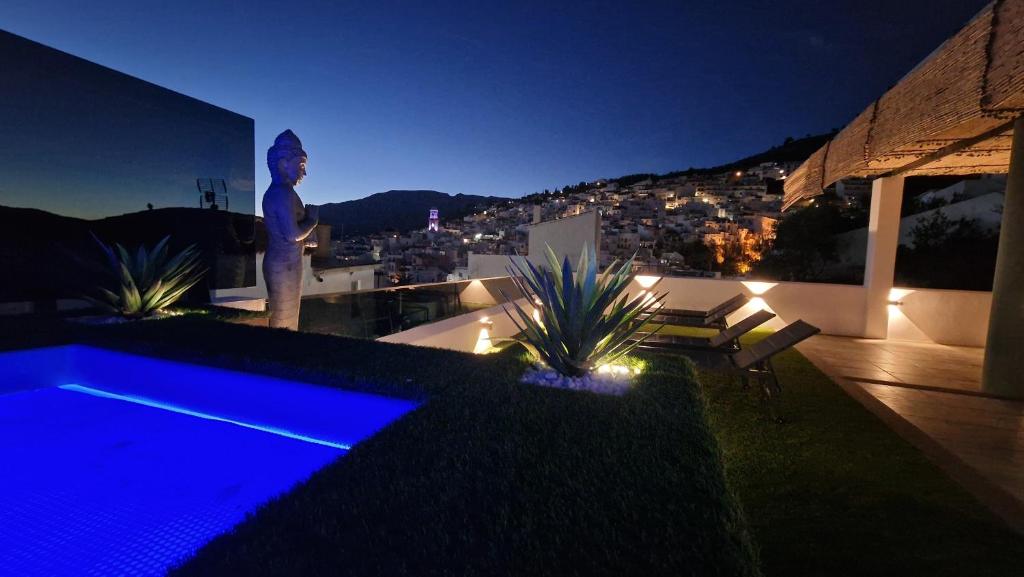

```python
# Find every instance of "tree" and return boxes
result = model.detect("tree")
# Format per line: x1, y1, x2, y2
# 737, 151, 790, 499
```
751, 204, 847, 281
895, 209, 999, 290
908, 209, 954, 251
656, 231, 714, 271
680, 239, 715, 271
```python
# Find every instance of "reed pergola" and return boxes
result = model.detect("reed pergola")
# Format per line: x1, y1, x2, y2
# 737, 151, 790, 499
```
783, 0, 1024, 209
783, 0, 1024, 397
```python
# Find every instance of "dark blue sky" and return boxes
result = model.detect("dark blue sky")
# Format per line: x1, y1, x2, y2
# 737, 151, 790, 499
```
1, 0, 988, 206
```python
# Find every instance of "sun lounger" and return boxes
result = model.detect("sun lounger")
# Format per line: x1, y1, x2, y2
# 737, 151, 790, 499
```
641, 293, 749, 329
633, 309, 776, 351
729, 320, 820, 423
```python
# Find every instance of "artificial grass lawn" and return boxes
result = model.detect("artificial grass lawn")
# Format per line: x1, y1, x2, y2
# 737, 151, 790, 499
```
659, 325, 1024, 576
7, 312, 1021, 575
0, 315, 759, 577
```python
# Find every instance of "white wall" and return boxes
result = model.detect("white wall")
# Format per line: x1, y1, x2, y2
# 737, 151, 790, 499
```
638, 276, 870, 337
377, 300, 526, 352
528, 210, 601, 266
468, 211, 602, 280
380, 275, 993, 352
306, 263, 377, 296
888, 288, 991, 347
458, 277, 520, 306
469, 254, 529, 280
210, 252, 378, 304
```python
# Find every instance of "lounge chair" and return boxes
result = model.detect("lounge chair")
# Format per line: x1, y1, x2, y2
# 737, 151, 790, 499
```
641, 293, 749, 329
729, 320, 820, 423
633, 309, 776, 351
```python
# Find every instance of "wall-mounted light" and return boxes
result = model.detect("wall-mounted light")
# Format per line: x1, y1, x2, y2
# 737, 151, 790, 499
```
887, 288, 913, 308
741, 281, 777, 296
635, 275, 661, 289
473, 316, 495, 354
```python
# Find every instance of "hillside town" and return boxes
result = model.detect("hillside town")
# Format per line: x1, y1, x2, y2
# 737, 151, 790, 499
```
315, 159, 873, 286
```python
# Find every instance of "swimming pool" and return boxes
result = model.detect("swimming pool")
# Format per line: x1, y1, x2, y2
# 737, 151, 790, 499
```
0, 345, 418, 576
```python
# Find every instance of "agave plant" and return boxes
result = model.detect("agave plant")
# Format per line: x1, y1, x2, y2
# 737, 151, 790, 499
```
501, 243, 666, 377
82, 234, 207, 318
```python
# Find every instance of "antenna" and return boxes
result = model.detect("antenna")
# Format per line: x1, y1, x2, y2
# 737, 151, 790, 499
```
197, 178, 228, 210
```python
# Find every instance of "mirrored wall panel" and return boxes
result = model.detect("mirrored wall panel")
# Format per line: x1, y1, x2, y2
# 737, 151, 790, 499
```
0, 30, 255, 304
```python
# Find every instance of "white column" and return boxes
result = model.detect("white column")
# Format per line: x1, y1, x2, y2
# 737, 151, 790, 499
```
862, 176, 905, 339
983, 116, 1024, 398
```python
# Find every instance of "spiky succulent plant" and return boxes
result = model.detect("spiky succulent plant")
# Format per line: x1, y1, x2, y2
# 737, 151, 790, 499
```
82, 234, 207, 318
502, 243, 666, 377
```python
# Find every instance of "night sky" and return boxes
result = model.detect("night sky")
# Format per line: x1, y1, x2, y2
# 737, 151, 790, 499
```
1, 0, 989, 208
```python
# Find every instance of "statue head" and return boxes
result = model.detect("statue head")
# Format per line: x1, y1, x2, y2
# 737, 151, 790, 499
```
267, 129, 308, 186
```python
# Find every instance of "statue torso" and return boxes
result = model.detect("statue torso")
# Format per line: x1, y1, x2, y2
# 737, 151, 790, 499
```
262, 183, 306, 253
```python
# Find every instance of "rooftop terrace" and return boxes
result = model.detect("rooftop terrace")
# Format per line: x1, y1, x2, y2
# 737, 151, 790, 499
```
3, 1, 1024, 574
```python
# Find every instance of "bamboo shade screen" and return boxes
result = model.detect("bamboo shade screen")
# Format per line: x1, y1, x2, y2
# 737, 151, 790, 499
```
783, 0, 1024, 210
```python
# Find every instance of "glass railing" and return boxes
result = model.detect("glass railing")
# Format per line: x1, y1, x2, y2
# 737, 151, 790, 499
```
298, 281, 492, 339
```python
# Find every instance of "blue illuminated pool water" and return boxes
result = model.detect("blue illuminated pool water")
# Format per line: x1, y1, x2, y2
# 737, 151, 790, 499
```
0, 345, 418, 576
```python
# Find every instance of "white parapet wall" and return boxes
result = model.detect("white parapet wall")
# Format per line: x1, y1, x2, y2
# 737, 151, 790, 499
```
210, 252, 379, 310
380, 274, 993, 352
468, 211, 601, 280
457, 276, 520, 306
888, 287, 991, 347
377, 299, 526, 353
640, 277, 990, 347
636, 276, 871, 337
469, 254, 529, 280
528, 210, 601, 265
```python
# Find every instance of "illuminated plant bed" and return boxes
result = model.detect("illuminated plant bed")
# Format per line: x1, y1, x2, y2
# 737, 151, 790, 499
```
502, 245, 665, 394
521, 360, 644, 396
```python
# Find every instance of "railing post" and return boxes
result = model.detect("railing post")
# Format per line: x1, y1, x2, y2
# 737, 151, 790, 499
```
863, 175, 905, 339
983, 115, 1024, 398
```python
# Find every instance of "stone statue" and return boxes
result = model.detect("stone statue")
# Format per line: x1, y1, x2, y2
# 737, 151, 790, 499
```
263, 130, 318, 330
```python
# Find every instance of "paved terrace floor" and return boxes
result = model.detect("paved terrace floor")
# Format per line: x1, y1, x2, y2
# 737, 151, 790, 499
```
796, 336, 1024, 534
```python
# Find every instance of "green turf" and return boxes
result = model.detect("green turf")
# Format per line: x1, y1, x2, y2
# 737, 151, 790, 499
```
0, 314, 760, 577
7, 311, 1021, 575
658, 325, 1024, 576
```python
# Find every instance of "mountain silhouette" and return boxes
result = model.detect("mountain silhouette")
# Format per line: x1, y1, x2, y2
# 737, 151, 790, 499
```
0, 205, 255, 301
317, 190, 505, 238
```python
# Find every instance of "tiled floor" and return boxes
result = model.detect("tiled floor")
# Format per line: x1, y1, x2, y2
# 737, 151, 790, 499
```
796, 336, 1024, 533
798, 335, 985, 393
